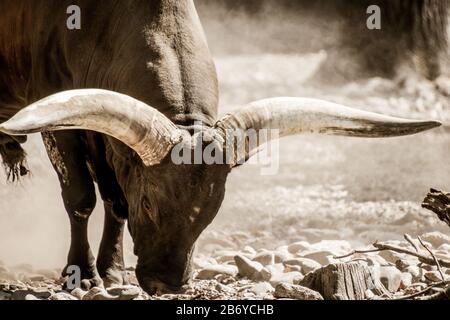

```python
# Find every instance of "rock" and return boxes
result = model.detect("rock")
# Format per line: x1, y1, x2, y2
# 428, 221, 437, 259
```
0, 283, 9, 291
378, 251, 406, 264
234, 255, 263, 279
420, 232, 450, 248
253, 252, 275, 266
283, 258, 321, 274
274, 283, 323, 300
70, 288, 87, 300
378, 266, 402, 293
215, 283, 235, 295
258, 268, 273, 282
301, 250, 335, 265
214, 250, 241, 263
284, 265, 302, 273
241, 246, 257, 257
251, 282, 275, 296
400, 273, 413, 289
108, 285, 141, 300
421, 264, 437, 272
300, 263, 389, 300
265, 264, 285, 275
25, 294, 41, 301
424, 271, 443, 283
12, 290, 51, 300
365, 290, 375, 299
0, 291, 11, 300
269, 272, 303, 286
273, 246, 291, 263
404, 266, 423, 282
82, 287, 118, 301
438, 243, 450, 252
365, 255, 389, 267
196, 264, 238, 280
51, 292, 78, 300
395, 257, 419, 271
288, 241, 310, 254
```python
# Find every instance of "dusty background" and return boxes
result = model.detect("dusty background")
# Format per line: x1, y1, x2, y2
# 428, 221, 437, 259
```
0, 1, 449, 273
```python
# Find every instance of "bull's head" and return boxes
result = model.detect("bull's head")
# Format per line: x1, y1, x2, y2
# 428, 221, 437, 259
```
0, 89, 441, 294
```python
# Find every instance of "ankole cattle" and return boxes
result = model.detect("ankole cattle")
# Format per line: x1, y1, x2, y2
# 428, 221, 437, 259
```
0, 0, 442, 294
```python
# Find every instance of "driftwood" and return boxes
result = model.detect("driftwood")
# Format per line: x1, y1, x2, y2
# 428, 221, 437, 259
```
335, 242, 450, 268
299, 263, 390, 300
422, 188, 450, 228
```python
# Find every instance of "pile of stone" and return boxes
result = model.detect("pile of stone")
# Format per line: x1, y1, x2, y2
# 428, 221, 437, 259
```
193, 231, 450, 300
0, 231, 449, 300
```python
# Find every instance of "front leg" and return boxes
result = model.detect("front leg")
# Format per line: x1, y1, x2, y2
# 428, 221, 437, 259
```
85, 132, 129, 287
42, 131, 102, 290
97, 202, 129, 287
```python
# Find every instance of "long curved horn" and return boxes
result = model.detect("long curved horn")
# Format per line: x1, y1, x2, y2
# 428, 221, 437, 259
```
0, 89, 183, 166
215, 97, 441, 164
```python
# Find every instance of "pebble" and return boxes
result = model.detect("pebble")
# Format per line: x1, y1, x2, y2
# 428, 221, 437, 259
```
365, 255, 389, 267
215, 283, 235, 295
424, 271, 443, 283
404, 266, 423, 282
253, 252, 275, 266
51, 292, 79, 301
365, 290, 375, 299
287, 241, 310, 254
82, 287, 117, 301
250, 282, 274, 296
214, 250, 241, 263
274, 283, 323, 300
264, 264, 285, 275
400, 273, 413, 289
283, 258, 321, 274
301, 250, 335, 265
71, 288, 87, 300
420, 232, 450, 248
196, 265, 239, 279
108, 285, 141, 300
438, 244, 450, 252
273, 246, 291, 263
258, 268, 273, 282
0, 291, 11, 300
269, 272, 303, 287
378, 266, 402, 292
395, 257, 419, 271
378, 251, 407, 264
12, 289, 51, 300
241, 246, 257, 257
421, 264, 437, 272
234, 255, 263, 279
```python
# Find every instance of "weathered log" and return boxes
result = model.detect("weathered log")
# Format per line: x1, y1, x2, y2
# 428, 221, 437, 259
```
422, 189, 450, 228
299, 262, 389, 300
